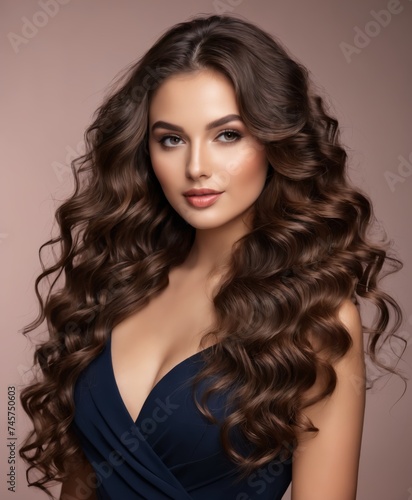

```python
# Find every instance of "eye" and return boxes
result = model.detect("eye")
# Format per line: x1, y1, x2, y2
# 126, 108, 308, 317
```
158, 135, 181, 148
217, 129, 243, 143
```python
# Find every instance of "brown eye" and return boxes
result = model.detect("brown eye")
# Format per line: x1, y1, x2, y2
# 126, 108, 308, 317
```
158, 135, 183, 148
218, 130, 242, 143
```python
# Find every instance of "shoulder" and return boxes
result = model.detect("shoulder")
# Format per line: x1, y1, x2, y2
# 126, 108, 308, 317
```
335, 298, 365, 367
301, 298, 366, 410
306, 298, 364, 370
337, 298, 363, 344
306, 297, 365, 396
330, 298, 366, 398
291, 298, 366, 499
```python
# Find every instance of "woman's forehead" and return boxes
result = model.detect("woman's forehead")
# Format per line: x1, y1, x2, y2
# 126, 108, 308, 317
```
148, 70, 239, 127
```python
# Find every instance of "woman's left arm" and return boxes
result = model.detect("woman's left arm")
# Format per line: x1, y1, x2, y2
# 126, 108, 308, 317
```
291, 299, 366, 500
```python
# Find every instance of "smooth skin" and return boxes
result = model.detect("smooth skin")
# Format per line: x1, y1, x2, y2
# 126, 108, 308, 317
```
60, 69, 366, 499
148, 68, 269, 275
292, 299, 366, 500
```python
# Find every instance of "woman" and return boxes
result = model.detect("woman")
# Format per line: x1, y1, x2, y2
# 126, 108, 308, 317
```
19, 14, 405, 500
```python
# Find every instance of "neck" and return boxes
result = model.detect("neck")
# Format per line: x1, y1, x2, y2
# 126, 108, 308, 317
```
183, 213, 253, 278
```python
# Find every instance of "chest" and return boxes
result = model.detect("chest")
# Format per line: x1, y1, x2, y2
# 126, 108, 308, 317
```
110, 274, 217, 424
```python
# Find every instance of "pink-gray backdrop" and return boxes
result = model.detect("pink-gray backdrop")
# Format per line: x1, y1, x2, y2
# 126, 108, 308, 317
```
1, 0, 411, 498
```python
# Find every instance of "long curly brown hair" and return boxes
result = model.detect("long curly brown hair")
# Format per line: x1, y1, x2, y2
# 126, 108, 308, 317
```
19, 13, 406, 497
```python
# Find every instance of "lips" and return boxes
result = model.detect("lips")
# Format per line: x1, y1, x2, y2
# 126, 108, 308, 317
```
183, 188, 223, 196
184, 191, 223, 208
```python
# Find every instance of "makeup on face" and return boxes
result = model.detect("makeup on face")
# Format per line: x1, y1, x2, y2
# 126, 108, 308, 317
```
148, 69, 268, 232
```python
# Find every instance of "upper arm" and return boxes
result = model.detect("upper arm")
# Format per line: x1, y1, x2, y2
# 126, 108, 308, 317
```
291, 299, 366, 500
59, 455, 98, 500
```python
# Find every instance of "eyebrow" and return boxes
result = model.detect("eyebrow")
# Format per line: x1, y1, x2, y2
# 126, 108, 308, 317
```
150, 113, 243, 133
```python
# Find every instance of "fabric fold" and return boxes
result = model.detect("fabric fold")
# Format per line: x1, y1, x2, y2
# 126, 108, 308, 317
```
72, 336, 292, 499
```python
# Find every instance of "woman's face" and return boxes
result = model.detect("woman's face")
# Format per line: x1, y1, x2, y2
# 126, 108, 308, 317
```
148, 69, 268, 232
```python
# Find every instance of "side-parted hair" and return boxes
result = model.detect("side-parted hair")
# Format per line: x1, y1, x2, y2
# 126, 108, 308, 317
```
19, 14, 405, 496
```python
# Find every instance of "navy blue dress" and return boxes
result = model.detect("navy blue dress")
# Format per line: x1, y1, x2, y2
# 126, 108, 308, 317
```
72, 333, 292, 499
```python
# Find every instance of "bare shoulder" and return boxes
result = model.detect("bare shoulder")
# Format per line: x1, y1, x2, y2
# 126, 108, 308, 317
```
291, 298, 366, 500
337, 298, 363, 345
334, 298, 365, 370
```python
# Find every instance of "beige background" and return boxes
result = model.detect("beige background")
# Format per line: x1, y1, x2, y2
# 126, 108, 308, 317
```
1, 0, 411, 498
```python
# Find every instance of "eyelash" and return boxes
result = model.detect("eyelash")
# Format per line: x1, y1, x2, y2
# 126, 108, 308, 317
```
157, 129, 243, 149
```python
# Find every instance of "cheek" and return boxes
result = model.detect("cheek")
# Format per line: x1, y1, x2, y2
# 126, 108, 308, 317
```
227, 146, 268, 189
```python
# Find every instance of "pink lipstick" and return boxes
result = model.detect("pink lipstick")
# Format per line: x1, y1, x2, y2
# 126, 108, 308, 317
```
183, 188, 224, 208
184, 192, 222, 208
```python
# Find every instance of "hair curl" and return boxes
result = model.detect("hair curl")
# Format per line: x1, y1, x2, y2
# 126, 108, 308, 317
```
19, 14, 406, 496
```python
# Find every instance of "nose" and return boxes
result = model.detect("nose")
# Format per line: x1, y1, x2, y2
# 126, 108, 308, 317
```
185, 139, 210, 179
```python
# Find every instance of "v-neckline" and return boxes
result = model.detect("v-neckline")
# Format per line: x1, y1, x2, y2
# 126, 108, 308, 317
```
107, 332, 214, 426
